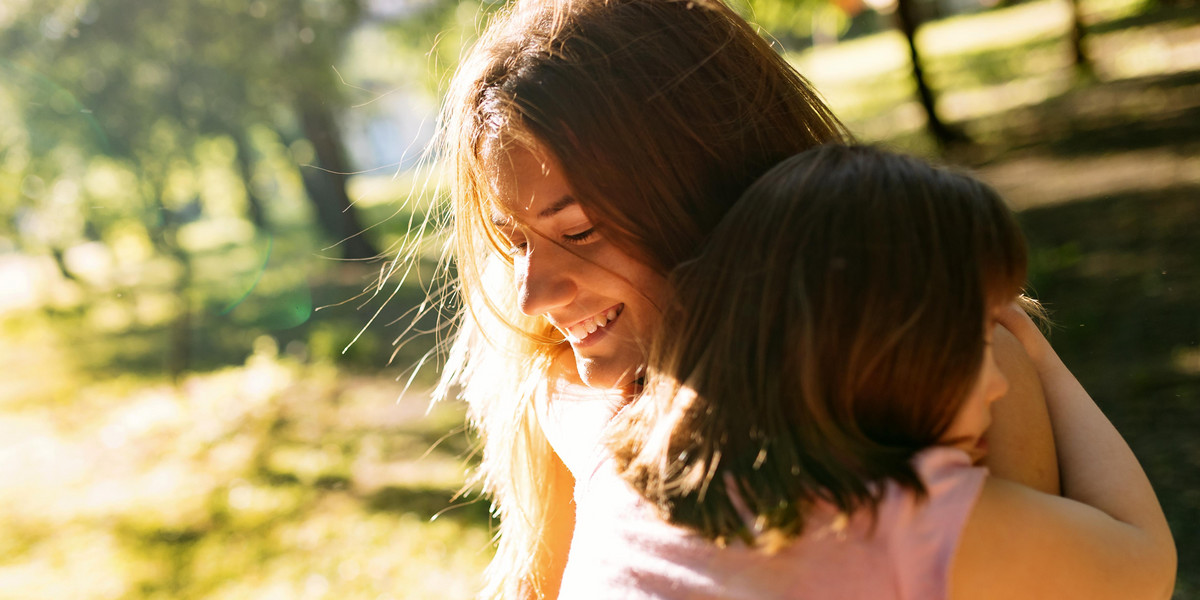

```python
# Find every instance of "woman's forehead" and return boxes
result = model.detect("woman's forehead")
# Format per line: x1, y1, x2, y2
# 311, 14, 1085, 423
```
484, 144, 578, 222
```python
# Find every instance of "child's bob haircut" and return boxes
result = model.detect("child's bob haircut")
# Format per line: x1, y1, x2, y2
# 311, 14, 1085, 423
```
611, 145, 1030, 544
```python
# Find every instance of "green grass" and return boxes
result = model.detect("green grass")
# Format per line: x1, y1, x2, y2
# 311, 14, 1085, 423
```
789, 0, 1181, 150
0, 317, 489, 599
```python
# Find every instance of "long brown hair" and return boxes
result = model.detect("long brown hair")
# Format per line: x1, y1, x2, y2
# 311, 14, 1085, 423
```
446, 0, 850, 321
611, 145, 1029, 545
434, 0, 850, 596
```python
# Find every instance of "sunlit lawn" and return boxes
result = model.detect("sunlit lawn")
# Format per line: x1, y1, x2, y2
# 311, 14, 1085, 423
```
2, 0, 1198, 597
0, 312, 490, 599
792, 0, 1199, 151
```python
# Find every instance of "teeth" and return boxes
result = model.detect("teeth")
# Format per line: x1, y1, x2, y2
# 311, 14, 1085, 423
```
565, 306, 621, 343
568, 325, 586, 342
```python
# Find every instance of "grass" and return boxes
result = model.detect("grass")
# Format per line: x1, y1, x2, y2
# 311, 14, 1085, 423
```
790, 0, 1194, 151
0, 318, 490, 599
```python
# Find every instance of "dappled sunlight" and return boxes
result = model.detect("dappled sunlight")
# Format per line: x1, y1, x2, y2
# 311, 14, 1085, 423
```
980, 148, 1200, 209
0, 321, 485, 598
795, 0, 1200, 143
0, 255, 62, 312
0, 527, 132, 600
1092, 23, 1200, 78
1175, 348, 1200, 376
919, 0, 1076, 55
940, 72, 1073, 122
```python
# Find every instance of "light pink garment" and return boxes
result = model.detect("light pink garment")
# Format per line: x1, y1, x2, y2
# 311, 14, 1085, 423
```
555, 440, 986, 600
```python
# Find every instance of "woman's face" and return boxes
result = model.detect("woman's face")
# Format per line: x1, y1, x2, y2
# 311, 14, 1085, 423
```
489, 147, 670, 391
940, 310, 1010, 464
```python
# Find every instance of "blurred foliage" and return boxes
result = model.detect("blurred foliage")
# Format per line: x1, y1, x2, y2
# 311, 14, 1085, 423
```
0, 0, 441, 378
1, 0, 362, 242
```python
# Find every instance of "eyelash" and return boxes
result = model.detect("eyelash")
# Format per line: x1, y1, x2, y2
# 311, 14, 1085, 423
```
562, 228, 596, 244
505, 228, 597, 256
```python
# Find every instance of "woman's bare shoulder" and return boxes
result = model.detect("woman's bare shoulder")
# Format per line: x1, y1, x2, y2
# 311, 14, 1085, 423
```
983, 326, 1060, 494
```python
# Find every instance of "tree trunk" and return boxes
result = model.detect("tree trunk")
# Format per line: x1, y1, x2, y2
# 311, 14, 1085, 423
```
1066, 0, 1093, 75
161, 208, 193, 380
233, 133, 269, 231
294, 94, 379, 260
168, 270, 192, 382
893, 0, 969, 150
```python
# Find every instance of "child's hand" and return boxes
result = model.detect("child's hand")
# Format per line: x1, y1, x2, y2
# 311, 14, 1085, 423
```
994, 301, 1050, 366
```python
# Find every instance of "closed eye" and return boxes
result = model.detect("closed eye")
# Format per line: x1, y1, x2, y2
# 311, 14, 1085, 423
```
562, 228, 597, 244
498, 228, 527, 256
500, 225, 596, 256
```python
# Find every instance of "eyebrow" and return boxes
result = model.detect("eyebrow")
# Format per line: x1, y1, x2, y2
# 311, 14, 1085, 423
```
490, 196, 579, 227
537, 196, 578, 219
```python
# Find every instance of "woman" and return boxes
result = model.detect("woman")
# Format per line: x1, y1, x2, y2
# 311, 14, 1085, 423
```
431, 0, 1059, 596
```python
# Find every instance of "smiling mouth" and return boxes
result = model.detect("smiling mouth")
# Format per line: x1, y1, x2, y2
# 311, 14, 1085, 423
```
564, 304, 623, 344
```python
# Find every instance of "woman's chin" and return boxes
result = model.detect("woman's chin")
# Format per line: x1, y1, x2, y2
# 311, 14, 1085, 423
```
573, 355, 643, 392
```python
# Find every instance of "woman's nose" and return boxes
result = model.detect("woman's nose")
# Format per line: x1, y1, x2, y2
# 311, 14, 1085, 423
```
516, 245, 577, 317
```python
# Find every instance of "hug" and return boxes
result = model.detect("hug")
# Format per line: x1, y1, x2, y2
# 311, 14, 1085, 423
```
430, 0, 1178, 597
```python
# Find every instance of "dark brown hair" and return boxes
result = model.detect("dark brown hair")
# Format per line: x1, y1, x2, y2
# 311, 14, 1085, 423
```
611, 145, 1029, 544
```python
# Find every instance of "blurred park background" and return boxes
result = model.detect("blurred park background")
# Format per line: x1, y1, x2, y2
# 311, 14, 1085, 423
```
1, 0, 1197, 597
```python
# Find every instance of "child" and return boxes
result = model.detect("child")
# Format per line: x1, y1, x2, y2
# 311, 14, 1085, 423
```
585, 145, 1177, 599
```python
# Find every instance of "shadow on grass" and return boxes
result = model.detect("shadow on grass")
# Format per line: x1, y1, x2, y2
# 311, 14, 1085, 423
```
365, 485, 493, 529
926, 36, 1068, 89
37, 256, 447, 384
1018, 184, 1200, 597
1086, 1, 1200, 36
969, 70, 1200, 158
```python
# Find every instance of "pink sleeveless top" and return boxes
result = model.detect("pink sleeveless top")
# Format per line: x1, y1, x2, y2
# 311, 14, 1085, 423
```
539, 385, 988, 600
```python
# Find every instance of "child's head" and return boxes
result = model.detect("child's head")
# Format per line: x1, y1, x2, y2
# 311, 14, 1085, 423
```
442, 0, 848, 387
612, 144, 1028, 542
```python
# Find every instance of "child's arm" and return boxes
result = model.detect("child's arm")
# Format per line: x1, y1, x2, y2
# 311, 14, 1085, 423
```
950, 304, 1176, 600
981, 326, 1060, 495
